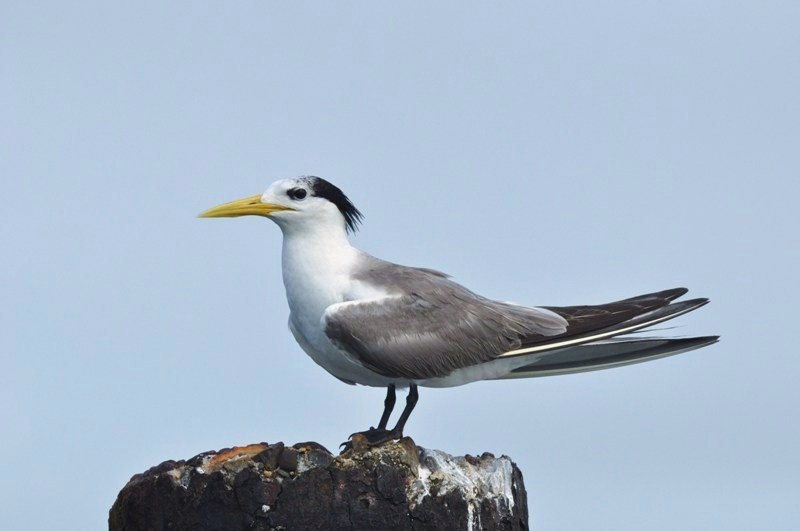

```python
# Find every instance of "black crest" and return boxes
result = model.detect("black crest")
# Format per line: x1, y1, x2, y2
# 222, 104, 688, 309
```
306, 176, 364, 233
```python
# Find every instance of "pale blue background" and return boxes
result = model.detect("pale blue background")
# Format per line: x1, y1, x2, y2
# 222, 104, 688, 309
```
2, 2, 798, 530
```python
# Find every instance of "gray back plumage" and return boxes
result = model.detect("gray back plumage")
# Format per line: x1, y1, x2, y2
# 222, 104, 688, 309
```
323, 255, 568, 380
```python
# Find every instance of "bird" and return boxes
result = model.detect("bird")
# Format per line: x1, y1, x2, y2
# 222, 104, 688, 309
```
199, 176, 718, 448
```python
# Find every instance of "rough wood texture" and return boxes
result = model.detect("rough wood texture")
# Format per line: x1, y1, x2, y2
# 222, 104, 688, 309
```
109, 437, 528, 530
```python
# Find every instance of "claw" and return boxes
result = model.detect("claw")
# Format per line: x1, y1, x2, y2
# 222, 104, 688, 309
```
348, 427, 381, 440
340, 427, 403, 453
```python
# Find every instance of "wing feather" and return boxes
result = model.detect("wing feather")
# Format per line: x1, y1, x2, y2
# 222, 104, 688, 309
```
323, 258, 567, 379
324, 256, 705, 380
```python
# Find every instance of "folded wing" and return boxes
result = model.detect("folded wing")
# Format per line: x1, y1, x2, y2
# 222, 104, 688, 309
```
324, 260, 712, 381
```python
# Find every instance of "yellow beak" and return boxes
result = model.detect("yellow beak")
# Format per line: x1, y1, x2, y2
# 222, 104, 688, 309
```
198, 194, 294, 218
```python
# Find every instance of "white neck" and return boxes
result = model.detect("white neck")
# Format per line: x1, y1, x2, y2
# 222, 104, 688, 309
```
280, 222, 359, 319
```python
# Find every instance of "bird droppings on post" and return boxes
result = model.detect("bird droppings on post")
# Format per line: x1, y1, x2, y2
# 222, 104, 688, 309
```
109, 438, 528, 530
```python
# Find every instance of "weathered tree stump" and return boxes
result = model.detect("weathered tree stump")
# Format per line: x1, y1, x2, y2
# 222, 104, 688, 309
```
109, 437, 528, 530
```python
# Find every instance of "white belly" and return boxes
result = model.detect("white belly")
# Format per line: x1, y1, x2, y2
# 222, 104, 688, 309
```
288, 317, 395, 387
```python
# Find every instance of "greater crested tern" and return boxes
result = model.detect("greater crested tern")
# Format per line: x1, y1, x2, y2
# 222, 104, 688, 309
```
200, 176, 718, 447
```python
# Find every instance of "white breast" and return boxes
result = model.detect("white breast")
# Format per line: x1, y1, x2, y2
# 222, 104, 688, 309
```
281, 231, 395, 386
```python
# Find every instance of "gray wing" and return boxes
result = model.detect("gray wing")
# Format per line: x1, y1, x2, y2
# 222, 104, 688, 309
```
323, 258, 568, 380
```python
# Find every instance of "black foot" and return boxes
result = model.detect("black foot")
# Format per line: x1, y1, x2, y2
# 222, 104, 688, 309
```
339, 427, 403, 452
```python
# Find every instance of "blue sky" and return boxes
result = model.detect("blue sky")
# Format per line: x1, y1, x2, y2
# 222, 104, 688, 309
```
2, 2, 798, 529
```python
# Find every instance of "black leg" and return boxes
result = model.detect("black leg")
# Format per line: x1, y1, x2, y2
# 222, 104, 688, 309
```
377, 384, 396, 430
341, 384, 419, 451
391, 384, 418, 434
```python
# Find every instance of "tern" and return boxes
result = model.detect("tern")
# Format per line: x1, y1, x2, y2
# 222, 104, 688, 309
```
200, 176, 717, 447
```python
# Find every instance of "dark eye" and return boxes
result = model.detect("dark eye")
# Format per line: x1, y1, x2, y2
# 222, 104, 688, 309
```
288, 188, 307, 200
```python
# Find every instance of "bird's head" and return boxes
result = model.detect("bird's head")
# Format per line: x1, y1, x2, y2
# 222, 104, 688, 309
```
199, 176, 363, 235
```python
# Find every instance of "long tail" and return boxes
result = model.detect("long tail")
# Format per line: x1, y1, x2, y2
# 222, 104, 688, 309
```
492, 287, 718, 378
499, 290, 711, 358
495, 335, 719, 379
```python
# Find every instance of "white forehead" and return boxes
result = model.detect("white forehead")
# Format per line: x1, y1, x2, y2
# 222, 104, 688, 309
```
263, 177, 309, 196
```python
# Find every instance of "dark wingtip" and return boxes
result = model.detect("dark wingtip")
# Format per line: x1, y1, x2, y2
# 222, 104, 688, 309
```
693, 335, 721, 346
663, 298, 710, 315
618, 287, 690, 304
664, 287, 689, 301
